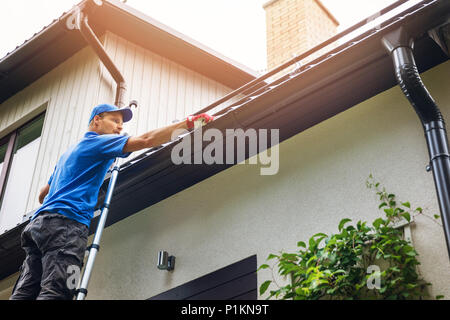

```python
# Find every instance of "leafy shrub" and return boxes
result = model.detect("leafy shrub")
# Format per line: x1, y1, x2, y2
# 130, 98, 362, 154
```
259, 175, 443, 300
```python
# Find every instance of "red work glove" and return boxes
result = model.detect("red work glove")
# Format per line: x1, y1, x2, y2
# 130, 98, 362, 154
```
186, 113, 215, 129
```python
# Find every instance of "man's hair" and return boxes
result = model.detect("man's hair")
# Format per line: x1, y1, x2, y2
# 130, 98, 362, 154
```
88, 112, 105, 128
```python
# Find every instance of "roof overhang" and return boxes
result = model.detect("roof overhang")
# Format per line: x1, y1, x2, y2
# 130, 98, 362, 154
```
0, 0, 449, 281
0, 0, 257, 105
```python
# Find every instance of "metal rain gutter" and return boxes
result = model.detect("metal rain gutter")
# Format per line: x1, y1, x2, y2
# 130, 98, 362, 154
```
383, 25, 450, 260
65, 0, 127, 107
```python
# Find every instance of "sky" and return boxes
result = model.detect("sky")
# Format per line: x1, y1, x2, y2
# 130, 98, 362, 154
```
0, 0, 419, 73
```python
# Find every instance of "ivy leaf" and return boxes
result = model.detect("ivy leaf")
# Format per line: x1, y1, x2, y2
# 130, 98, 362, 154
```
332, 269, 347, 275
260, 280, 272, 295
378, 202, 387, 209
312, 233, 328, 238
373, 218, 384, 229
297, 241, 306, 248
306, 256, 317, 267
390, 266, 401, 273
376, 251, 383, 260
401, 202, 411, 208
338, 219, 352, 232
434, 214, 440, 220
384, 208, 394, 217
267, 254, 279, 260
406, 250, 417, 257
326, 237, 337, 246
309, 237, 316, 249
311, 233, 328, 247
257, 264, 270, 271
401, 212, 411, 223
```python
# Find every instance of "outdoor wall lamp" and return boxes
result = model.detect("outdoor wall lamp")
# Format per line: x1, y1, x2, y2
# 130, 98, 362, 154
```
157, 251, 175, 271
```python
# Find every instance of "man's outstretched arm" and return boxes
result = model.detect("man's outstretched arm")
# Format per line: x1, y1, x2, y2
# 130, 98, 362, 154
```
38, 184, 50, 204
123, 113, 214, 153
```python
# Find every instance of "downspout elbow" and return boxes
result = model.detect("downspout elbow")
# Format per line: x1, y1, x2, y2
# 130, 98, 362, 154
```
382, 27, 443, 128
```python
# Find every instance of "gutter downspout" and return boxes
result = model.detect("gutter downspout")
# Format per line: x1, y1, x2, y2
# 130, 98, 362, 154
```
80, 16, 127, 108
66, 1, 127, 107
383, 27, 450, 260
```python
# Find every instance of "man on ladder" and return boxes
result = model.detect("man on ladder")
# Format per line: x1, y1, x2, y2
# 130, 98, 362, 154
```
10, 103, 213, 300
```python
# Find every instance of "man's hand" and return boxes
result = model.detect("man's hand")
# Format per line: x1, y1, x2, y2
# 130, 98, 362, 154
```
186, 113, 215, 129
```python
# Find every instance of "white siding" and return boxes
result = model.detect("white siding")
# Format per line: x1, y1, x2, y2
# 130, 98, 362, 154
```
0, 31, 235, 234
0, 46, 103, 234
101, 32, 235, 137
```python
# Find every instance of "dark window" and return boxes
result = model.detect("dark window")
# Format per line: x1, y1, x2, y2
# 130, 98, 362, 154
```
149, 255, 257, 300
0, 113, 45, 233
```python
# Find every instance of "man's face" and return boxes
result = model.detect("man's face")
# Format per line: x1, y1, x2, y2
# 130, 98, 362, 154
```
94, 112, 124, 135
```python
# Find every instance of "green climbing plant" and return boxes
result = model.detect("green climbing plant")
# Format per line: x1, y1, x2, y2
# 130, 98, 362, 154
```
258, 174, 443, 300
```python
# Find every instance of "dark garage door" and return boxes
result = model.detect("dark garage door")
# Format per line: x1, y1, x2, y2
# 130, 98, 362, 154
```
149, 255, 257, 300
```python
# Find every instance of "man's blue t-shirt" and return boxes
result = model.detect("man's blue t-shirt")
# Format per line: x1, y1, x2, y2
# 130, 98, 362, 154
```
32, 132, 131, 227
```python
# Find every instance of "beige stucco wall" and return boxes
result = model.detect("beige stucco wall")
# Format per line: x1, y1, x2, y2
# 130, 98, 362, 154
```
1, 59, 449, 299
73, 59, 449, 300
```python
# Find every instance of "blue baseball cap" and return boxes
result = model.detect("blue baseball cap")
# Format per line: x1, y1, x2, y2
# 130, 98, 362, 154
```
89, 104, 133, 124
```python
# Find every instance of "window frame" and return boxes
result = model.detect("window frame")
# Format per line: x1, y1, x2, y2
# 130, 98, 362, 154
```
0, 113, 45, 207
0, 132, 17, 203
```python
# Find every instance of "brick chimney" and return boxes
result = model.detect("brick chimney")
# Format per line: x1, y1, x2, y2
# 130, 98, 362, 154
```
264, 0, 339, 72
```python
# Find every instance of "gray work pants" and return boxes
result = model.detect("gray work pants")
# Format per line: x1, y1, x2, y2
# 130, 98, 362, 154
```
9, 213, 88, 300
